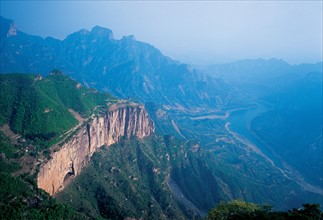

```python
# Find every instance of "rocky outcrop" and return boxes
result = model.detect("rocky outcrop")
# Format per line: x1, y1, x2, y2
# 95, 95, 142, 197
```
37, 103, 154, 195
7, 21, 17, 37
0, 16, 17, 38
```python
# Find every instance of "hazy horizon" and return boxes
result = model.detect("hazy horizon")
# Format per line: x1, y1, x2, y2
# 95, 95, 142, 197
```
1, 1, 322, 65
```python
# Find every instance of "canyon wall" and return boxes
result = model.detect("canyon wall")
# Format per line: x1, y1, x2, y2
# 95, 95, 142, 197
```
37, 103, 155, 195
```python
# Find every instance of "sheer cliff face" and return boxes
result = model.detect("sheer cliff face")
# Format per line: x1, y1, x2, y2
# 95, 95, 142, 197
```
37, 104, 154, 195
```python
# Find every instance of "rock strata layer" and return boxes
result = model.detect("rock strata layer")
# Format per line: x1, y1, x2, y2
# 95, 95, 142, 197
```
37, 103, 154, 195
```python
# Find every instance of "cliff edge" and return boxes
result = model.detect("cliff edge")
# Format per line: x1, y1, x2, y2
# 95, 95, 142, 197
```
37, 103, 155, 195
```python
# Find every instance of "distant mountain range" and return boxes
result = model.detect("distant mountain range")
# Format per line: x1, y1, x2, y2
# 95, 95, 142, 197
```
202, 58, 322, 81
200, 58, 322, 188
0, 16, 240, 110
197, 58, 322, 97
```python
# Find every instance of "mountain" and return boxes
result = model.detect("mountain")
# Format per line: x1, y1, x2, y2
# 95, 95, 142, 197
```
0, 73, 118, 219
0, 73, 319, 218
198, 58, 323, 98
55, 135, 202, 219
1, 16, 322, 218
200, 58, 322, 84
0, 16, 240, 110
198, 59, 323, 192
251, 72, 323, 187
0, 72, 115, 143
0, 73, 163, 219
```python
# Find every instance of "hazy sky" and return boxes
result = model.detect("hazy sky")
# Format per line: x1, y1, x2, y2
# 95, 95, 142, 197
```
1, 1, 322, 65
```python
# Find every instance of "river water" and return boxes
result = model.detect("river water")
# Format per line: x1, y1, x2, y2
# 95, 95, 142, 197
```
227, 101, 283, 167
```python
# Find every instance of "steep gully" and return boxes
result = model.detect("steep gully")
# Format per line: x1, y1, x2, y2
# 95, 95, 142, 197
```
37, 103, 155, 195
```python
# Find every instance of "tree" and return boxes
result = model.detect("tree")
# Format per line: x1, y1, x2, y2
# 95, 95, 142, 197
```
207, 201, 323, 220
207, 200, 271, 220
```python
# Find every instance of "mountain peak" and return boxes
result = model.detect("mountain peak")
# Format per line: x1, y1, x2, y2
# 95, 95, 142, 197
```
122, 35, 136, 41
78, 28, 90, 35
91, 25, 113, 40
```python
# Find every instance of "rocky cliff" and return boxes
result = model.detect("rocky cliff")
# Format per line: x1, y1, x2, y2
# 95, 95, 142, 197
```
37, 103, 154, 195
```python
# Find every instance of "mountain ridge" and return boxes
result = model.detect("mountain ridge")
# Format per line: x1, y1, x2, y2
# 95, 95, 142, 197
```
0, 16, 241, 110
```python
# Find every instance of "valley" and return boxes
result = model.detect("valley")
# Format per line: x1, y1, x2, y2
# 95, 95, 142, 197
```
226, 102, 323, 196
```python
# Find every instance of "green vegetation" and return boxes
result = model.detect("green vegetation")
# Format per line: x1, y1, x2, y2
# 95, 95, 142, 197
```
0, 131, 22, 173
0, 172, 87, 220
207, 200, 322, 220
0, 131, 18, 158
0, 72, 115, 147
56, 134, 323, 219
0, 73, 321, 219
207, 200, 269, 220
0, 72, 118, 219
56, 135, 200, 219
0, 130, 87, 219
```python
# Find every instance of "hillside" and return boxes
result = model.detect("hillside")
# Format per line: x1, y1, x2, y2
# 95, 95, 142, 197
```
0, 72, 116, 171
251, 72, 323, 187
201, 59, 323, 191
0, 72, 115, 145
0, 131, 88, 219
0, 73, 191, 219
55, 135, 201, 219
0, 73, 157, 219
0, 73, 117, 219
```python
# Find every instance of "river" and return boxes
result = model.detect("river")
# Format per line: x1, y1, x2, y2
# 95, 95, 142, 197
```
227, 101, 323, 195
226, 101, 283, 168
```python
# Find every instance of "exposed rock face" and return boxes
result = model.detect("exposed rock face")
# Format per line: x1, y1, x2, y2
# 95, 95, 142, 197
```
0, 16, 17, 38
7, 21, 17, 37
37, 103, 154, 195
